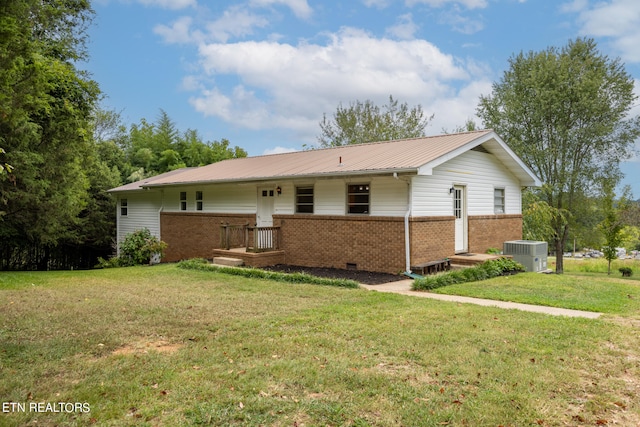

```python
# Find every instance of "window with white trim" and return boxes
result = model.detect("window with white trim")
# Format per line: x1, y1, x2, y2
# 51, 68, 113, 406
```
347, 184, 370, 214
296, 186, 314, 213
120, 198, 128, 216
494, 188, 505, 214
180, 191, 187, 211
196, 191, 203, 211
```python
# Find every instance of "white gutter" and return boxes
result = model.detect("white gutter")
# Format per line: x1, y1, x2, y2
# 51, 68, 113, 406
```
395, 173, 412, 274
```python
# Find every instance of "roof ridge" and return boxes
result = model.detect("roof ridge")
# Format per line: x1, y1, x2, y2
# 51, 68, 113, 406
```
223, 129, 494, 162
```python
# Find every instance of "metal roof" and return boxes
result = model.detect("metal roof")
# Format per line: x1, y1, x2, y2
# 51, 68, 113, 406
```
107, 168, 196, 193
109, 130, 541, 192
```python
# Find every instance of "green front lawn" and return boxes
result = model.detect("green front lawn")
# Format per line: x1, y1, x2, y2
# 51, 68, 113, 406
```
428, 271, 640, 315
1, 265, 639, 426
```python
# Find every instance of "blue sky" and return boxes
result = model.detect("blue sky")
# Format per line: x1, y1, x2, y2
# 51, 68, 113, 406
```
85, 0, 640, 189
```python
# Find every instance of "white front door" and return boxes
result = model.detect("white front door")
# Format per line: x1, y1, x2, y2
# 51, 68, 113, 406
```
256, 187, 275, 248
453, 185, 468, 253
257, 187, 275, 227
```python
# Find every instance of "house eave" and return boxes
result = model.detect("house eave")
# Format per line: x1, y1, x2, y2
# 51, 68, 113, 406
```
417, 131, 541, 187
141, 168, 420, 189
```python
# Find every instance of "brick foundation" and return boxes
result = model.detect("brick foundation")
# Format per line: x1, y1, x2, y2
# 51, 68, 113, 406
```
410, 216, 456, 265
275, 214, 463, 274
160, 212, 523, 273
160, 212, 255, 262
468, 214, 522, 253
275, 215, 407, 274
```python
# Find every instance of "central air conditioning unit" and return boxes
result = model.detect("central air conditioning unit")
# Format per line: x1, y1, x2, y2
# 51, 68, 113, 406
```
503, 240, 548, 272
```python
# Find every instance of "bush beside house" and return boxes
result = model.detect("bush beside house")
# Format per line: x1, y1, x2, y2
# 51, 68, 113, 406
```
98, 229, 167, 268
413, 258, 525, 291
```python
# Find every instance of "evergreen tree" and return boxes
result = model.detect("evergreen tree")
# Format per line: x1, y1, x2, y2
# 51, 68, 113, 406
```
0, 0, 100, 268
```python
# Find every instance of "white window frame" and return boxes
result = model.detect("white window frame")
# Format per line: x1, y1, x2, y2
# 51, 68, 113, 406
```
494, 188, 505, 214
180, 191, 187, 211
295, 186, 314, 214
196, 191, 203, 211
347, 183, 370, 215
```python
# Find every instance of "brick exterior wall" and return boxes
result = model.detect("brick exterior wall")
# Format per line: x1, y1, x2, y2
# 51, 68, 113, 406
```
160, 212, 523, 273
468, 214, 522, 253
275, 214, 465, 274
275, 215, 407, 274
160, 212, 255, 262
410, 216, 456, 266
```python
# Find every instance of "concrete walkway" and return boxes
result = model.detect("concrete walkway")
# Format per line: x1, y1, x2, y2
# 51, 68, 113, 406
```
361, 280, 602, 319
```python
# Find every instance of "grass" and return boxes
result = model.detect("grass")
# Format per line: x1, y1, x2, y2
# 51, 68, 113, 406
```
428, 258, 640, 316
1, 264, 639, 426
428, 272, 640, 315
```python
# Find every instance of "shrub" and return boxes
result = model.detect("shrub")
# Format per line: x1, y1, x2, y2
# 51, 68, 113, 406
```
619, 267, 633, 277
97, 229, 168, 268
413, 257, 525, 291
177, 259, 360, 289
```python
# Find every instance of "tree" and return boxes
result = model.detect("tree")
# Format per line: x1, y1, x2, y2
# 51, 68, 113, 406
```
599, 184, 627, 275
318, 95, 433, 147
443, 118, 478, 134
477, 38, 640, 273
522, 189, 567, 243
0, 0, 101, 269
0, 147, 12, 182
120, 111, 248, 181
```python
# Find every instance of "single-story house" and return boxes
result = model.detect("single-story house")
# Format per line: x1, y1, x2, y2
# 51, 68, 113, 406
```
108, 129, 540, 274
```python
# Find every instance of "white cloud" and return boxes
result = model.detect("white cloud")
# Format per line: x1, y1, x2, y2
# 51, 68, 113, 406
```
262, 146, 300, 155
438, 7, 484, 34
249, 0, 313, 19
137, 0, 196, 9
571, 0, 640, 63
154, 6, 270, 44
406, 0, 488, 9
205, 6, 270, 43
154, 16, 197, 44
188, 27, 484, 143
362, 0, 392, 8
559, 0, 587, 14
385, 14, 419, 40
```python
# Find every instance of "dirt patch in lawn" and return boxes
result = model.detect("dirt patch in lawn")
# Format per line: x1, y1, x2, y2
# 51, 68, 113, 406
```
111, 340, 183, 356
262, 265, 406, 285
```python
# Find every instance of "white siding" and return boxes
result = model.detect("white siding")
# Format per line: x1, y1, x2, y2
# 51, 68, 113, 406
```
412, 150, 522, 216
117, 191, 163, 245
315, 179, 346, 215
275, 182, 295, 215
370, 176, 409, 216
164, 184, 257, 213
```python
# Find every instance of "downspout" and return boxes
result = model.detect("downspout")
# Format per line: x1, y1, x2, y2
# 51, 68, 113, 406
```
395, 173, 412, 275
158, 189, 164, 236
404, 205, 411, 274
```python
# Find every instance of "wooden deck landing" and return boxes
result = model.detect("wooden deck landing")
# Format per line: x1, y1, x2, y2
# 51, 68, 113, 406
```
211, 248, 285, 268
449, 253, 509, 267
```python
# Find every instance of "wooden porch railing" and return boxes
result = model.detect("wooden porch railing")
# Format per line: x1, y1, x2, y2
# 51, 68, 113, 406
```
219, 223, 281, 253
248, 226, 281, 253
220, 223, 249, 250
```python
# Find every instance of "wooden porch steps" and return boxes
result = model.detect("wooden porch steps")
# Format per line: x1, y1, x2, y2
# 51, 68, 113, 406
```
449, 253, 509, 267
212, 248, 286, 268
213, 256, 244, 267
